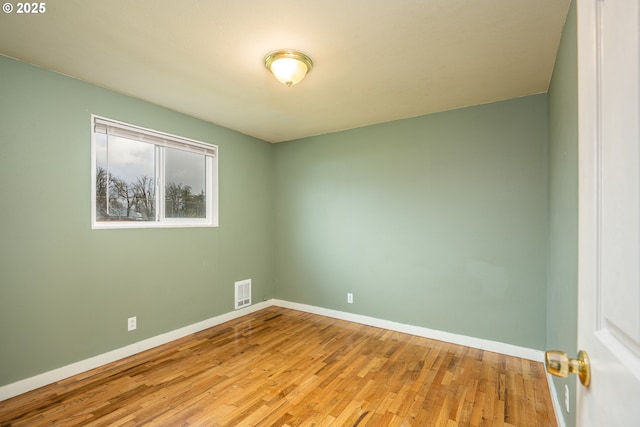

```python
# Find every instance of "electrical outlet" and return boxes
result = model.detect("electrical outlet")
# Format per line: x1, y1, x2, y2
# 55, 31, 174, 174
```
127, 316, 137, 332
564, 384, 570, 413
347, 293, 353, 304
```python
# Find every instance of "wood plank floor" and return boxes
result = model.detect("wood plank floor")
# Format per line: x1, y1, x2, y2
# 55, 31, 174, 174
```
0, 307, 557, 426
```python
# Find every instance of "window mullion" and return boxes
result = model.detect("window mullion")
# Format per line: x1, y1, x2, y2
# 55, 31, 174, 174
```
206, 156, 212, 220
156, 146, 163, 222
105, 133, 110, 216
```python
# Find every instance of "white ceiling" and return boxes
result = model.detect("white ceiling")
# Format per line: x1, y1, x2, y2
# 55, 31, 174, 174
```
0, 0, 570, 143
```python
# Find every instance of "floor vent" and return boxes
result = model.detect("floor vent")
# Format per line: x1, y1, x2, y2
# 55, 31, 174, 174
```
234, 279, 252, 309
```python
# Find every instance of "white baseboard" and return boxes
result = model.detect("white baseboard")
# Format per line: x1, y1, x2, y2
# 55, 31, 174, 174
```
0, 301, 271, 402
1, 299, 546, 402
272, 299, 545, 362
547, 373, 568, 427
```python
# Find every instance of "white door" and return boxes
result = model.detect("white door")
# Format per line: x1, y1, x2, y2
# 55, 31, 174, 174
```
577, 0, 640, 425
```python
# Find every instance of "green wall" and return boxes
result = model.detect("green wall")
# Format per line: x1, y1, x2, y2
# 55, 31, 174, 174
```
0, 56, 274, 386
274, 95, 549, 349
547, 1, 578, 426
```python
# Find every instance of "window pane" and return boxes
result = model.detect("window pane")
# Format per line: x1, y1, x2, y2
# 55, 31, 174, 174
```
98, 135, 156, 222
164, 147, 206, 218
95, 133, 108, 220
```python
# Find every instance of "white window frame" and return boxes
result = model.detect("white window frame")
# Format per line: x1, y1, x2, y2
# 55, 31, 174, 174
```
91, 115, 218, 229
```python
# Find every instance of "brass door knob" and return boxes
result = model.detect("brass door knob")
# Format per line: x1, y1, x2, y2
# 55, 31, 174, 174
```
545, 350, 591, 387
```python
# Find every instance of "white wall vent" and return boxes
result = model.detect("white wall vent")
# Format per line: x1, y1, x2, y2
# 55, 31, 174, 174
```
234, 279, 252, 309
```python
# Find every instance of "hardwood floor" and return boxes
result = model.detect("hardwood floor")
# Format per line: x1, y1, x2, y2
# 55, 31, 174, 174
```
0, 307, 557, 426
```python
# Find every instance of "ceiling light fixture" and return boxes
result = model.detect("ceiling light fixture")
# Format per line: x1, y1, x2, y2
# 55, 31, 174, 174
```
264, 50, 313, 87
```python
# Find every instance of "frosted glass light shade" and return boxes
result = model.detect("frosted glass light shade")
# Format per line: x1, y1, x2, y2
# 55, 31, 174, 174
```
265, 51, 313, 87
